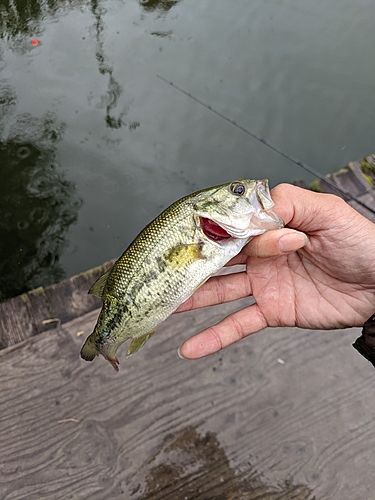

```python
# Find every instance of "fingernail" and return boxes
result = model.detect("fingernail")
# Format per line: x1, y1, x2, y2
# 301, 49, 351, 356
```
177, 346, 187, 360
278, 231, 307, 253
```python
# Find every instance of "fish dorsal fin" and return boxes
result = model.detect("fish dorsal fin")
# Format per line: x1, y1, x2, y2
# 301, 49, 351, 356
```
88, 268, 112, 298
126, 329, 157, 358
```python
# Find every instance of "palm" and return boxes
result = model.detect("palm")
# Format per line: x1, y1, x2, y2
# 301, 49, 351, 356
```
244, 248, 374, 331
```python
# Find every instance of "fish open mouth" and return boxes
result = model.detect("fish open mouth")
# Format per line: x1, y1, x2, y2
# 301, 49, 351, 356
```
200, 217, 232, 241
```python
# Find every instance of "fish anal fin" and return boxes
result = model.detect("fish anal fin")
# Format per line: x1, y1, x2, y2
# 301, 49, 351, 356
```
88, 268, 112, 298
164, 243, 205, 269
126, 330, 157, 358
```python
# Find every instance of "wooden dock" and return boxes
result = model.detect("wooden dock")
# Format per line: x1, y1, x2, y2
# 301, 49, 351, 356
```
310, 152, 375, 223
1, 154, 375, 500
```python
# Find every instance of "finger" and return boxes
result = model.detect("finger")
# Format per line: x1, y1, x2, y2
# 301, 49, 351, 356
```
175, 271, 251, 313
178, 303, 267, 359
225, 228, 307, 265
270, 183, 306, 225
244, 228, 307, 258
271, 183, 353, 232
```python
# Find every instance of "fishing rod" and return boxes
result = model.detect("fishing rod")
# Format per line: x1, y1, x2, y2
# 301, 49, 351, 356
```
157, 74, 375, 216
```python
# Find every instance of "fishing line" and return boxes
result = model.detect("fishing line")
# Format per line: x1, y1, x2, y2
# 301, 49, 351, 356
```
157, 74, 375, 215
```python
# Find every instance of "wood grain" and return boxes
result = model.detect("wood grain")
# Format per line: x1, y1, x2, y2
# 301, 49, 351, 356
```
0, 260, 115, 349
311, 153, 375, 223
1, 297, 375, 500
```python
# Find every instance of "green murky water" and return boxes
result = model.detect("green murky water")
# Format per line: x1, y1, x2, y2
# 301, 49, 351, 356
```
1, 0, 375, 300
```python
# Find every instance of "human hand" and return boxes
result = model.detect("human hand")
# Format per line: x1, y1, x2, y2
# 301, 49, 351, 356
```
177, 183, 375, 359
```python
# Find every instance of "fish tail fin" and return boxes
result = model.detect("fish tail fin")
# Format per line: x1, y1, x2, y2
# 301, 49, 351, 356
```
80, 336, 99, 362
80, 333, 120, 372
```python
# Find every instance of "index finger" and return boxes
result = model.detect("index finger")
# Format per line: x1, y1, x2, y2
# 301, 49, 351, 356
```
175, 271, 252, 313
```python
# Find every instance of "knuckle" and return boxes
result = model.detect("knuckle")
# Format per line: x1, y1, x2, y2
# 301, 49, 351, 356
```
228, 314, 245, 342
207, 327, 223, 351
214, 279, 227, 304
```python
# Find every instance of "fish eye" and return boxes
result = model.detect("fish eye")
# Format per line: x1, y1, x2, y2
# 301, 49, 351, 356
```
230, 182, 245, 196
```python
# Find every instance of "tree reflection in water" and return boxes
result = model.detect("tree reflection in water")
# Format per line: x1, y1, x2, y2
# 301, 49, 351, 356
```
139, 0, 182, 12
0, 99, 82, 301
0, 0, 83, 42
0, 0, 181, 42
0, 0, 182, 301
90, 0, 126, 129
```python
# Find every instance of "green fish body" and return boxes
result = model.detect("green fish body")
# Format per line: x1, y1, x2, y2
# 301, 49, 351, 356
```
80, 179, 283, 371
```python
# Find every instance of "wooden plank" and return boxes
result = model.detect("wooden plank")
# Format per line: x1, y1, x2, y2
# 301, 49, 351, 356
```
0, 260, 115, 349
1, 300, 375, 499
0, 291, 46, 349
311, 153, 375, 223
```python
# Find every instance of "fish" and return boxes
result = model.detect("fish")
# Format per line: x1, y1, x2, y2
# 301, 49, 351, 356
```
80, 179, 284, 371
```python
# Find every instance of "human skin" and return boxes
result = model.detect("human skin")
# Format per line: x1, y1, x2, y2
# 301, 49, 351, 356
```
177, 183, 375, 359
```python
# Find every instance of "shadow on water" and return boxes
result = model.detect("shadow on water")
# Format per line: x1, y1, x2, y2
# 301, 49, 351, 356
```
0, 85, 82, 301
134, 426, 315, 500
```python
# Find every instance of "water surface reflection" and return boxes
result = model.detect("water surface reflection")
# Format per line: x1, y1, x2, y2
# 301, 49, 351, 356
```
0, 97, 82, 300
139, 0, 182, 13
1, 0, 375, 302
0, 0, 85, 40
91, 0, 125, 129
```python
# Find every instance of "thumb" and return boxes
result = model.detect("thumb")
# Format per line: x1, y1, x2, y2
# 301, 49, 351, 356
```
244, 228, 308, 258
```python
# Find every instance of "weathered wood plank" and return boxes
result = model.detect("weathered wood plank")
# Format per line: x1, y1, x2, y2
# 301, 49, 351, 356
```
311, 153, 375, 223
0, 260, 115, 349
1, 299, 375, 500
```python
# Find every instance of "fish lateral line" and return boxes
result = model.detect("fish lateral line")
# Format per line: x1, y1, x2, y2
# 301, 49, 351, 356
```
156, 74, 375, 216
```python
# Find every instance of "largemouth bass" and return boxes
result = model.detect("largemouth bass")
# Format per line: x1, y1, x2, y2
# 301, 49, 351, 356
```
80, 179, 283, 371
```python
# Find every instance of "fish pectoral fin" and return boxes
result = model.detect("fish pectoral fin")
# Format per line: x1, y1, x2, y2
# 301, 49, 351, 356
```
163, 243, 205, 269
88, 267, 112, 298
126, 330, 157, 358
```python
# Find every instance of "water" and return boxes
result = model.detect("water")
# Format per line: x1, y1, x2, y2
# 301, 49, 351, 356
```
1, 0, 375, 300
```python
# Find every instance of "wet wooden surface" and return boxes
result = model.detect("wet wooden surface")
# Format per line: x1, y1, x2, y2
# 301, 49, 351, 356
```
2, 294, 375, 500
311, 153, 375, 223
0, 260, 115, 349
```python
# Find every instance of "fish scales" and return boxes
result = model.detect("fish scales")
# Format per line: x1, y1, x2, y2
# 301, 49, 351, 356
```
80, 179, 284, 371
